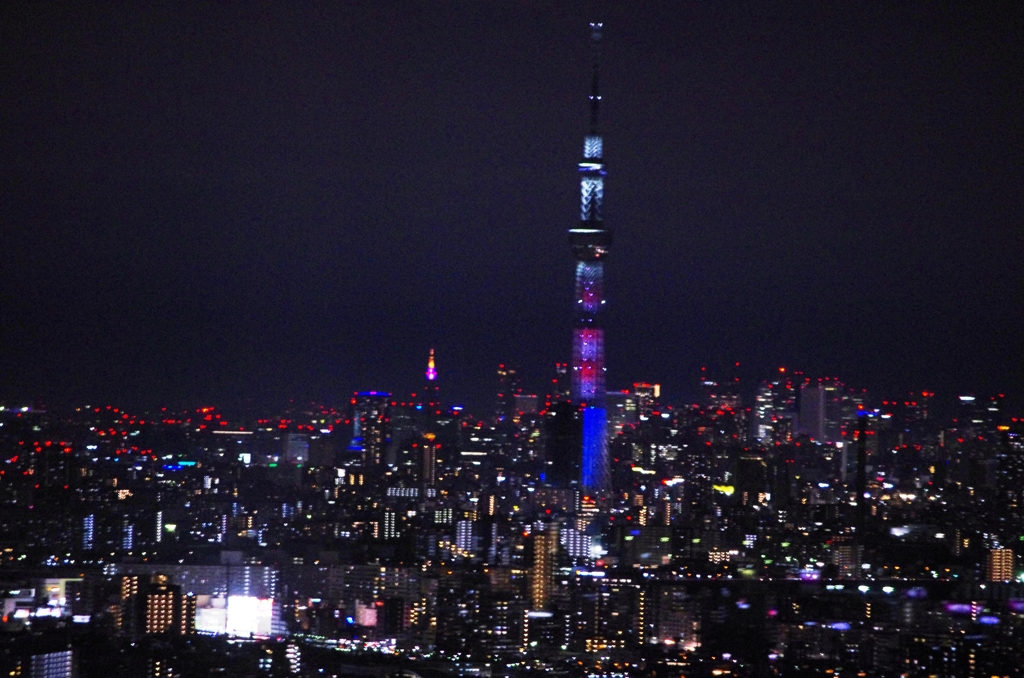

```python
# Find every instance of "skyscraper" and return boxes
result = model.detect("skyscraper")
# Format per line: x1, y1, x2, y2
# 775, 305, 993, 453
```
799, 382, 826, 441
570, 22, 612, 492
349, 391, 391, 467
496, 362, 520, 422
530, 523, 559, 610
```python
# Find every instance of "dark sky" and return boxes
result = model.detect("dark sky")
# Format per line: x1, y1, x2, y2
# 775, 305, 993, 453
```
2, 2, 1022, 413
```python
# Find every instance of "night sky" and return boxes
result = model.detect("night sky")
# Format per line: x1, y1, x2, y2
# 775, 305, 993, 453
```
2, 2, 1022, 413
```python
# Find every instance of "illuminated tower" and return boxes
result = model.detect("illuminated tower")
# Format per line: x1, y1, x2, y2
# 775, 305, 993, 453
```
570, 22, 612, 491
426, 348, 437, 381
424, 348, 440, 418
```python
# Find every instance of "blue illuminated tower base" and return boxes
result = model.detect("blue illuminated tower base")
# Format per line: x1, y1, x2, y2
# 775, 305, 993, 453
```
580, 406, 608, 489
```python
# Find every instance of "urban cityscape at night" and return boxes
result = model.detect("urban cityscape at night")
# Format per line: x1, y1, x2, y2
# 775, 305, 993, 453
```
2, 3, 1022, 677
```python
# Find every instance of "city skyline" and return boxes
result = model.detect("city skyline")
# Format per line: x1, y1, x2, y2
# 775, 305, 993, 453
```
3, 7, 1024, 673
3, 3, 1022, 412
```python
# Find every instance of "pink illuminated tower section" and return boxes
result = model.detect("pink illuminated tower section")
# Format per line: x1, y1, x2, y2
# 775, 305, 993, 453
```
570, 23, 611, 491
425, 348, 437, 382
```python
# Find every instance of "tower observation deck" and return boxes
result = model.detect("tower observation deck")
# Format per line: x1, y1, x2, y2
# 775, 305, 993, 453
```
570, 22, 611, 492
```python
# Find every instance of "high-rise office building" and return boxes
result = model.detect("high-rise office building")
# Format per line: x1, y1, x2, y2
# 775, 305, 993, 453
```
420, 432, 438, 487
752, 368, 801, 443
799, 382, 826, 441
348, 392, 391, 467
606, 390, 638, 435
512, 394, 539, 422
544, 401, 582, 486
821, 378, 844, 442
549, 362, 570, 406
570, 23, 612, 491
632, 382, 659, 418
955, 395, 986, 439
283, 433, 309, 464
496, 363, 520, 422
455, 520, 475, 555
753, 382, 775, 441
701, 364, 742, 409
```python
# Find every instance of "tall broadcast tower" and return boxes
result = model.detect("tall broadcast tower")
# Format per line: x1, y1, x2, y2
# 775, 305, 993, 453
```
570, 23, 611, 491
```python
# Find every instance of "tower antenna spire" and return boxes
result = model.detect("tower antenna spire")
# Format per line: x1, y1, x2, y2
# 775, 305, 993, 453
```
588, 22, 603, 134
